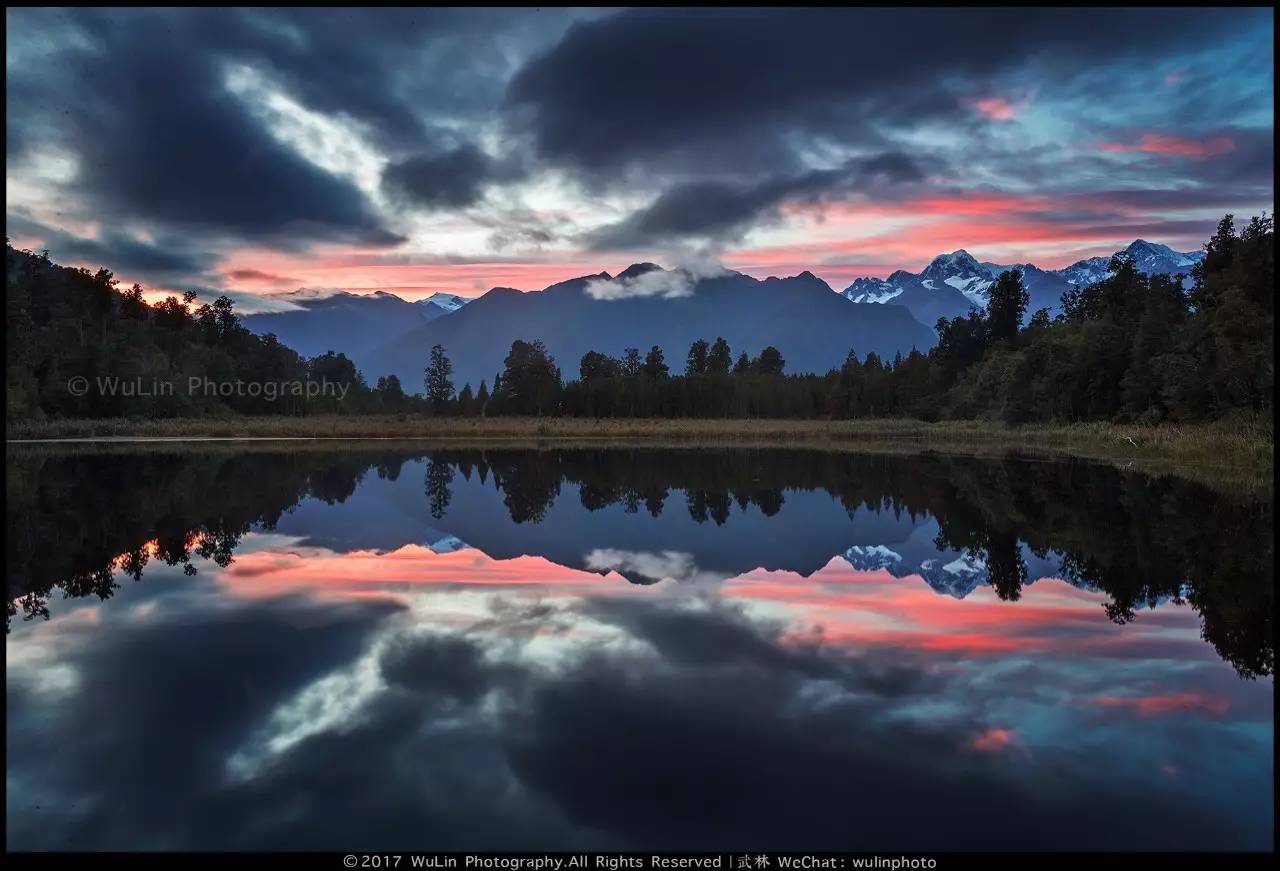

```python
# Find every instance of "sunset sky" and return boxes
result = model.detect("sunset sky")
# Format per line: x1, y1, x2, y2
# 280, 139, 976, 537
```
5, 8, 1274, 310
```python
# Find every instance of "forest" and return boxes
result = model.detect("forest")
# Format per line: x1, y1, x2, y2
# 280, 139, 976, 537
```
6, 213, 1272, 425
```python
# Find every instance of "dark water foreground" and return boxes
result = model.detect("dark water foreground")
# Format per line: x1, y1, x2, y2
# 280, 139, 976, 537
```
5, 445, 1274, 851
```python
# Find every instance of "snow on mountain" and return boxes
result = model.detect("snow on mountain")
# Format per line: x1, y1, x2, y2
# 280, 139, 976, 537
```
843, 541, 1096, 600
1118, 239, 1203, 275
842, 238, 1205, 327
426, 534, 469, 554
842, 277, 904, 304
417, 292, 471, 314
919, 250, 994, 307
843, 544, 904, 570
1056, 256, 1112, 288
1055, 241, 1203, 288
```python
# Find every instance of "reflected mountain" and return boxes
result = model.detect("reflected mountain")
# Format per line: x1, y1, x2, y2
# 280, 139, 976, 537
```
6, 445, 1273, 678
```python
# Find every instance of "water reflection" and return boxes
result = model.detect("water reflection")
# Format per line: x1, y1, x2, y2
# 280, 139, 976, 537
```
5, 446, 1275, 850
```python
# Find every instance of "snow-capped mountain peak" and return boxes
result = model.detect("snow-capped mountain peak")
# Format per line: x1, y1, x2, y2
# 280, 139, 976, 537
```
417, 292, 471, 314
919, 250, 994, 306
842, 237, 1205, 326
1122, 239, 1201, 273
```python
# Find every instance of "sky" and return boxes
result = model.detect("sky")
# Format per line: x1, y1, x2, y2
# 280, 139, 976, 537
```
5, 7, 1275, 310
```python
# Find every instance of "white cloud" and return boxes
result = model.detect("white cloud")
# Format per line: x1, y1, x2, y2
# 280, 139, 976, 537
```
583, 259, 729, 301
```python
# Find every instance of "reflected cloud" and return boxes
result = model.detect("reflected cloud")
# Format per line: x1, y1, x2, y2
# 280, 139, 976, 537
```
5, 445, 1274, 850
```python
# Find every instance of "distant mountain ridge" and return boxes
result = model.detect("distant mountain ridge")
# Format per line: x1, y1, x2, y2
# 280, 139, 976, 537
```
362, 265, 937, 391
843, 238, 1204, 326
240, 237, 1202, 390
241, 289, 472, 360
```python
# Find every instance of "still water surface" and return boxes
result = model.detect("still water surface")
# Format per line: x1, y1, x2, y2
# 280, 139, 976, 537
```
6, 446, 1274, 850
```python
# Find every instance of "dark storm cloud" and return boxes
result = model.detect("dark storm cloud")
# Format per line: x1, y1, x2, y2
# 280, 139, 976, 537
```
5, 7, 586, 252
587, 152, 929, 248
6, 588, 403, 849
6, 213, 220, 279
381, 144, 519, 210
6, 587, 1272, 850
6, 9, 399, 247
507, 8, 1244, 179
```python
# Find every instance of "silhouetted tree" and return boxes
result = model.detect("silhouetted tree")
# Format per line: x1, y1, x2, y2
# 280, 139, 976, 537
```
643, 345, 669, 379
425, 344, 455, 413
756, 346, 785, 375
686, 339, 709, 376
987, 270, 1029, 342
707, 337, 733, 375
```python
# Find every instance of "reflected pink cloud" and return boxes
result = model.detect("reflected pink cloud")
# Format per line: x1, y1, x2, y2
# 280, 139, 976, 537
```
205, 543, 1214, 662
1095, 692, 1230, 718
971, 727, 1017, 752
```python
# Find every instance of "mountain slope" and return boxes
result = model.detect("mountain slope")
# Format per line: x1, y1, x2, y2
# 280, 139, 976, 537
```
1058, 239, 1203, 288
241, 290, 469, 360
844, 269, 975, 327
363, 267, 937, 391
844, 238, 1204, 326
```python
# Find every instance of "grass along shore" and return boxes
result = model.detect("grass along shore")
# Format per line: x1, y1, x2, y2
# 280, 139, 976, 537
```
6, 415, 1272, 469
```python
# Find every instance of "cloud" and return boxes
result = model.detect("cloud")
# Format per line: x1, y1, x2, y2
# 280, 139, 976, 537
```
6, 214, 220, 281
969, 97, 1019, 121
1099, 133, 1237, 159
582, 260, 730, 301
587, 153, 928, 250
380, 144, 517, 210
506, 8, 1245, 180
4, 7, 1273, 299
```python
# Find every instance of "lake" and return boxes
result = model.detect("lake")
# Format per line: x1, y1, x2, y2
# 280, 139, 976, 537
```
5, 444, 1273, 851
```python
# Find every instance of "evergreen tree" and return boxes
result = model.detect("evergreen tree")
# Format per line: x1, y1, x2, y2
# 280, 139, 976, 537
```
987, 270, 1029, 342
685, 339, 709, 376
497, 339, 560, 414
580, 350, 620, 380
757, 346, 785, 376
707, 337, 732, 375
425, 344, 455, 413
643, 345, 669, 379
732, 352, 752, 374
457, 382, 475, 416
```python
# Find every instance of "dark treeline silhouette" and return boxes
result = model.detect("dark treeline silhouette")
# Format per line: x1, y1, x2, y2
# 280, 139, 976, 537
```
9, 446, 1271, 677
8, 213, 1270, 424
5, 243, 425, 418
5, 446, 407, 625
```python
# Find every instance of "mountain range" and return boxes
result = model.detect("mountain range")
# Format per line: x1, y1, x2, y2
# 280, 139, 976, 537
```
240, 238, 1203, 391
241, 290, 469, 360
361, 265, 935, 390
842, 239, 1203, 326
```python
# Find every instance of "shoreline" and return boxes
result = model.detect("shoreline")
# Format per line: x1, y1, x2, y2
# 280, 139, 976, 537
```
7, 415, 1272, 468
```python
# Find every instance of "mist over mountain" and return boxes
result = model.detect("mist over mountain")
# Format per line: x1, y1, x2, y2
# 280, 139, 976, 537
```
363, 266, 937, 392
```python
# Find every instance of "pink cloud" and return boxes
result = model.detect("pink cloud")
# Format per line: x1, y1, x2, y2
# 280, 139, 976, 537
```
1098, 133, 1235, 160
1094, 692, 1229, 718
970, 97, 1017, 121
971, 728, 1017, 752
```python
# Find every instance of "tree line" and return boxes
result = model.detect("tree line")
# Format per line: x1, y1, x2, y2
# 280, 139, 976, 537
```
5, 242, 430, 418
7, 212, 1271, 424
423, 213, 1270, 423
